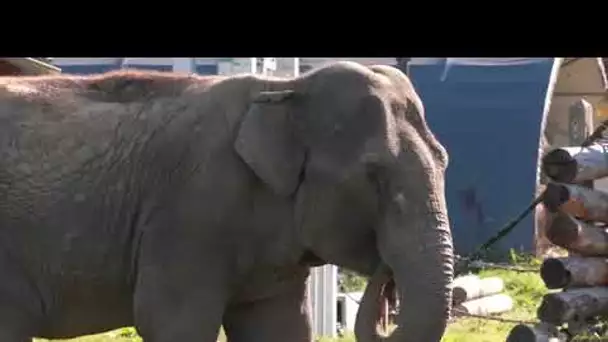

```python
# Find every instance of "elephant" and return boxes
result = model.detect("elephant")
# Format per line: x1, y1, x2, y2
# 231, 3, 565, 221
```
0, 61, 453, 342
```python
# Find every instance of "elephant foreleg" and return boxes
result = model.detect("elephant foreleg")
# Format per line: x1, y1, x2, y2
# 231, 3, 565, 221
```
133, 267, 229, 342
132, 238, 231, 341
222, 280, 312, 342
0, 263, 43, 341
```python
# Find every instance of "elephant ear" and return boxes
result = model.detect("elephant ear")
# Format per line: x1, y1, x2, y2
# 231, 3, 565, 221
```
234, 90, 306, 197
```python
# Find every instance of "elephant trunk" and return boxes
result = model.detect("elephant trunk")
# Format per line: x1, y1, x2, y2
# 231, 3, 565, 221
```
355, 188, 454, 342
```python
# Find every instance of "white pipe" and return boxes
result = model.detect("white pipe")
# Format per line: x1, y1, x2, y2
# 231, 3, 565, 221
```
294, 58, 300, 77
250, 58, 257, 74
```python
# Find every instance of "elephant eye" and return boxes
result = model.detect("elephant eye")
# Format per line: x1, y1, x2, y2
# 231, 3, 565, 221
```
365, 163, 388, 196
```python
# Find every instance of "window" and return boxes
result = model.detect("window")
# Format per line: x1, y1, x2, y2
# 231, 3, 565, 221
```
195, 64, 218, 75
123, 64, 173, 72
59, 64, 119, 75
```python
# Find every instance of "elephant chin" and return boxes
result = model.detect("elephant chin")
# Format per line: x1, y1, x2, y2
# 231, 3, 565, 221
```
354, 264, 400, 342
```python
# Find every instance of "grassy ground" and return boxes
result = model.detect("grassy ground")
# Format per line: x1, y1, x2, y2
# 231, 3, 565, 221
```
35, 259, 547, 342
441, 267, 547, 342
320, 263, 548, 342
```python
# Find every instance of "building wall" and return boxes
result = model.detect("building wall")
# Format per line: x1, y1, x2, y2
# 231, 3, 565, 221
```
300, 58, 397, 68
273, 58, 398, 76
51, 58, 218, 75
52, 58, 400, 77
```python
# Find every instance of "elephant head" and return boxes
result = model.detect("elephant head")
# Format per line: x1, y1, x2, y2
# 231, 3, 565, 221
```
234, 62, 454, 342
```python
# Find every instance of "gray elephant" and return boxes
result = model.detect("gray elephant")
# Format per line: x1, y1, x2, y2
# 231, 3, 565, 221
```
0, 61, 453, 342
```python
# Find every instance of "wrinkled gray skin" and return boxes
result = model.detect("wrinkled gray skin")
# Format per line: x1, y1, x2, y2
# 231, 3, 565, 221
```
0, 61, 453, 342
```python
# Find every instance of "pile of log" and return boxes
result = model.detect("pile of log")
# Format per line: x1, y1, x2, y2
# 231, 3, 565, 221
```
452, 274, 514, 318
507, 141, 608, 342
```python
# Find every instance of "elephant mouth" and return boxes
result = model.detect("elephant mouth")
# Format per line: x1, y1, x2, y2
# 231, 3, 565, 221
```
355, 264, 399, 340
375, 277, 398, 331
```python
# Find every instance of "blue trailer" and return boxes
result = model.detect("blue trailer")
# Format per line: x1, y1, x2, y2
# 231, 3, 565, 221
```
406, 58, 607, 255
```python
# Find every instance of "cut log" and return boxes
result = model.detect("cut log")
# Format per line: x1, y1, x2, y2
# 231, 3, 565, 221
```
450, 274, 479, 303
452, 276, 504, 305
543, 182, 608, 222
545, 211, 608, 256
506, 323, 569, 342
542, 141, 608, 183
453, 293, 513, 317
537, 287, 608, 324
541, 256, 608, 289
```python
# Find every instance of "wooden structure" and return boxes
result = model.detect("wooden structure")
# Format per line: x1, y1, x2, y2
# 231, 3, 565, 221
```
535, 58, 607, 257
507, 135, 608, 341
0, 58, 60, 76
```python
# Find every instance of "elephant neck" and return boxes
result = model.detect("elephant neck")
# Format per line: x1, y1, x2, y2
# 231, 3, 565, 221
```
298, 249, 327, 267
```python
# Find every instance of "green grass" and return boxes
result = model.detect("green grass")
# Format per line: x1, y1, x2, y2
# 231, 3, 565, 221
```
35, 261, 547, 342
441, 267, 547, 342
317, 265, 548, 342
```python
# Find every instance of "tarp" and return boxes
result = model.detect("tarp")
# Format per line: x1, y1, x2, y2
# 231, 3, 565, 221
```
408, 58, 555, 255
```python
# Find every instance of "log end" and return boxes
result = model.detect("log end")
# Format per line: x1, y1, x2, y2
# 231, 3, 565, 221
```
542, 148, 577, 183
452, 288, 466, 306
540, 258, 571, 289
506, 324, 533, 342
507, 324, 566, 342
546, 212, 580, 247
537, 294, 568, 324
543, 183, 571, 212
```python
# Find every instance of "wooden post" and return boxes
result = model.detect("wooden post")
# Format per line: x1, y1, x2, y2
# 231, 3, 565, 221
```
506, 323, 568, 342
542, 182, 608, 222
293, 58, 300, 77
540, 256, 608, 289
452, 276, 504, 305
542, 142, 608, 183
567, 99, 596, 191
545, 211, 608, 256
537, 287, 608, 324
569, 99, 595, 147
453, 293, 513, 316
